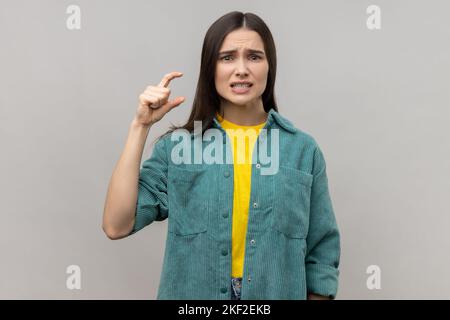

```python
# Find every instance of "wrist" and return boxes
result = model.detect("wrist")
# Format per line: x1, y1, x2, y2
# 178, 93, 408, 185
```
131, 118, 152, 131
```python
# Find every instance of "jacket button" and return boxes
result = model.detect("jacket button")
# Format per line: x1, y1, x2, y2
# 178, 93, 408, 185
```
224, 171, 230, 178
256, 163, 261, 169
221, 249, 228, 256
222, 213, 228, 218
252, 202, 258, 208
220, 287, 227, 293
250, 239, 256, 245
248, 276, 252, 282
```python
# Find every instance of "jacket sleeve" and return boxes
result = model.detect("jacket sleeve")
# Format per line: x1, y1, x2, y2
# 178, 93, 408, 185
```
128, 136, 169, 236
305, 144, 341, 298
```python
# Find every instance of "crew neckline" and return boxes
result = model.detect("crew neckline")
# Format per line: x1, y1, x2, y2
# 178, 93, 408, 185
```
215, 111, 267, 129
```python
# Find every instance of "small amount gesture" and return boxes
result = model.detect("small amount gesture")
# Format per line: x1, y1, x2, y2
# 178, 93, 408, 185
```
134, 72, 185, 127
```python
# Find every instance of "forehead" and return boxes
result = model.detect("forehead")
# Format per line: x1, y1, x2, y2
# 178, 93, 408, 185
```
219, 28, 265, 51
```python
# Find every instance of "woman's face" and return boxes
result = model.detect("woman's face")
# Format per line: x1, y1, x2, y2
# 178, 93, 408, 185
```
215, 28, 269, 108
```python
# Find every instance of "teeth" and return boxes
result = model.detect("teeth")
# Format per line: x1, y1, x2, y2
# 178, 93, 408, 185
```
233, 83, 251, 87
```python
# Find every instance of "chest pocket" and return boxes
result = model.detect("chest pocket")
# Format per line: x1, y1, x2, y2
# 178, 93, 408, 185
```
273, 166, 313, 239
167, 165, 209, 236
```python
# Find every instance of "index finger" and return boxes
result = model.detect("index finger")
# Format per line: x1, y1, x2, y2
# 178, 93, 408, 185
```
158, 72, 183, 88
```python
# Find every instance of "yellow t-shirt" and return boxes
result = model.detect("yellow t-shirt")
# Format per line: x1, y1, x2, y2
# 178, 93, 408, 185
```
216, 112, 266, 278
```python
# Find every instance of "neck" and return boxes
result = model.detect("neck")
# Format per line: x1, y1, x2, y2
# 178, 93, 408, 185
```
218, 99, 268, 126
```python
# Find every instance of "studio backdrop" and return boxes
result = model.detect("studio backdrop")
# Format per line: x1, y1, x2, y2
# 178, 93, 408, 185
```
1, 0, 449, 299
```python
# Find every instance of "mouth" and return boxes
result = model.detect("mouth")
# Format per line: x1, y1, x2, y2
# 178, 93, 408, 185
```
230, 82, 253, 88
230, 82, 253, 94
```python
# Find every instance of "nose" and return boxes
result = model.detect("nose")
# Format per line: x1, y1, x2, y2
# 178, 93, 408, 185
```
235, 57, 249, 77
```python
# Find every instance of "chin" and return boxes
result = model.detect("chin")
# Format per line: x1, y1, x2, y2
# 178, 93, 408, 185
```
229, 99, 253, 107
229, 94, 256, 102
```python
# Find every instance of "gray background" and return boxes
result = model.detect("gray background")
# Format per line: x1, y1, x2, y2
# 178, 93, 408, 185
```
1, 0, 449, 299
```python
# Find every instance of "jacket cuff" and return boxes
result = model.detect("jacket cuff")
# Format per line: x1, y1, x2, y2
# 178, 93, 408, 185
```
306, 263, 339, 299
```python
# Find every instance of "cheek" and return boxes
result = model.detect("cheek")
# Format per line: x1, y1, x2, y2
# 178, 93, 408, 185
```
214, 67, 225, 84
215, 67, 232, 92
259, 63, 269, 78
254, 67, 269, 89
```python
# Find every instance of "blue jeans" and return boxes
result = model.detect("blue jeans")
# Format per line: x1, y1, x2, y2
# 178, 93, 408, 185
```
231, 277, 242, 300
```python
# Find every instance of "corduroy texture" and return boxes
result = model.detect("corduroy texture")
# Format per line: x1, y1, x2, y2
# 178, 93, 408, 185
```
129, 108, 341, 300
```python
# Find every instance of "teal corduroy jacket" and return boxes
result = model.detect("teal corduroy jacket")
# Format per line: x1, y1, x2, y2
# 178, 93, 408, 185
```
129, 108, 341, 300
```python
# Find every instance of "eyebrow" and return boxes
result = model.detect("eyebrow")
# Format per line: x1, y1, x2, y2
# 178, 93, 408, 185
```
219, 48, 265, 55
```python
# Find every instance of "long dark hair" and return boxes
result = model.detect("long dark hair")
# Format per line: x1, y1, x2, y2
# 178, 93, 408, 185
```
154, 11, 278, 144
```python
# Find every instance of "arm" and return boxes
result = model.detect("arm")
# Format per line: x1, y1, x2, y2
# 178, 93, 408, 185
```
102, 72, 184, 240
102, 119, 152, 240
305, 145, 341, 299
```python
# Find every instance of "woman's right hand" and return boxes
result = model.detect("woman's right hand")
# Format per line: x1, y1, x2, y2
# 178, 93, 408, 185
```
134, 71, 185, 127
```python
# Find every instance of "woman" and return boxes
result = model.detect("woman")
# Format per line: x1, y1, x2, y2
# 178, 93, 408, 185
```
102, 11, 340, 300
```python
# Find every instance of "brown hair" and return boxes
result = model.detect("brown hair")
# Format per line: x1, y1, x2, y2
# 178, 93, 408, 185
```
154, 11, 278, 144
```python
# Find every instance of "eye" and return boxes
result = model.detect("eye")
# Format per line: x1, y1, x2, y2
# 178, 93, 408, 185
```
220, 55, 233, 61
250, 54, 261, 60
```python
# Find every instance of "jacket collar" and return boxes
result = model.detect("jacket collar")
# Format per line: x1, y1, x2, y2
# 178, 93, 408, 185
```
212, 107, 297, 133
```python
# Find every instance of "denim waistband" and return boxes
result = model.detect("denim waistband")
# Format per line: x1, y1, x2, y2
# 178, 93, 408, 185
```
231, 277, 242, 300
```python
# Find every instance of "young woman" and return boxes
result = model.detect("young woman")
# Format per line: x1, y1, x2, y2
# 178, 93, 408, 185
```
102, 11, 340, 300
